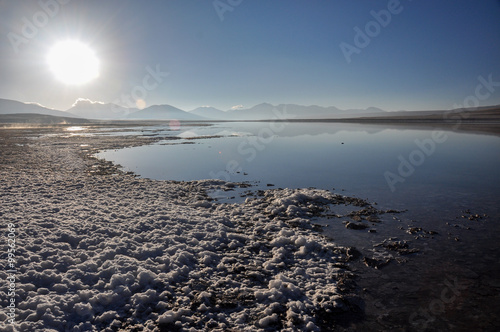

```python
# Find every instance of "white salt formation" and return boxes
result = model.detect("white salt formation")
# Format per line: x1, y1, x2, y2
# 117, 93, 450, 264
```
0, 131, 366, 331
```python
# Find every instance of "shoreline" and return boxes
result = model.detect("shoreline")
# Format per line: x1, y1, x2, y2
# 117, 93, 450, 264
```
2, 106, 500, 137
1, 125, 499, 331
0, 127, 378, 331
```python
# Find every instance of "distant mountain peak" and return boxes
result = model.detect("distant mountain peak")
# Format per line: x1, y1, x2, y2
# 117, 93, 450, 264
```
67, 99, 136, 119
365, 106, 384, 113
254, 102, 274, 108
145, 104, 183, 111
0, 98, 78, 118
189, 106, 226, 120
129, 104, 204, 120
25, 101, 56, 109
1, 97, 392, 121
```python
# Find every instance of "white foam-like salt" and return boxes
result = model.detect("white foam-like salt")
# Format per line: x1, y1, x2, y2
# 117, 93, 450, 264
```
0, 143, 362, 331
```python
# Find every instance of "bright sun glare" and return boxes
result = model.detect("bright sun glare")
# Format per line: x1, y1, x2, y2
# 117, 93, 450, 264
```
47, 40, 99, 85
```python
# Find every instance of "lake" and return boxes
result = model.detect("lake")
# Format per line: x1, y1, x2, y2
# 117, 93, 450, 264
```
96, 121, 500, 330
96, 121, 500, 212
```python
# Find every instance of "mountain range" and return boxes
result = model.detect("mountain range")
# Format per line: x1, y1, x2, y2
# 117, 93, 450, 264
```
0, 99, 76, 118
0, 98, 388, 121
3, 97, 498, 122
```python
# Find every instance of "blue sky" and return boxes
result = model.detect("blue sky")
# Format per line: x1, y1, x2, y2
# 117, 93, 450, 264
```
0, 0, 499, 112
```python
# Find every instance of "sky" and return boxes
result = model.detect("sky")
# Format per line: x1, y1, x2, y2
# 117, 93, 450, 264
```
0, 0, 499, 112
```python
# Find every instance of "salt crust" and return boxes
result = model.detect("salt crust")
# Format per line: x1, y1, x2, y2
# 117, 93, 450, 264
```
0, 137, 357, 331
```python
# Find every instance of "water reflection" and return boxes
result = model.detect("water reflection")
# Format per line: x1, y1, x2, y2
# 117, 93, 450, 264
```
97, 122, 500, 212
65, 126, 85, 131
96, 121, 500, 330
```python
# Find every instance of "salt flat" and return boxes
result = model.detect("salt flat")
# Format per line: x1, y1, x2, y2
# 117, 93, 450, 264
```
0, 127, 381, 331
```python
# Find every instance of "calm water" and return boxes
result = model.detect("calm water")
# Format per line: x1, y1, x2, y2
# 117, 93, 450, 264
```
97, 122, 500, 212
97, 121, 500, 330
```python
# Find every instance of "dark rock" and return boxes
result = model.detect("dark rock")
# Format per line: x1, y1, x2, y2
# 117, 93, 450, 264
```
345, 221, 369, 230
346, 247, 362, 261
366, 215, 380, 223
363, 257, 391, 269
398, 248, 420, 255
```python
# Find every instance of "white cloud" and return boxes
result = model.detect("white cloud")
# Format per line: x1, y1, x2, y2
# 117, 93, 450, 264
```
72, 98, 105, 107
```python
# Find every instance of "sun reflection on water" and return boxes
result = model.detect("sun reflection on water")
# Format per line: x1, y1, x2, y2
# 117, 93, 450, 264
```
65, 126, 85, 132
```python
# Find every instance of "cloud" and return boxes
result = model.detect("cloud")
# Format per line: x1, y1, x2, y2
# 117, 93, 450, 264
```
72, 98, 105, 107
231, 105, 244, 110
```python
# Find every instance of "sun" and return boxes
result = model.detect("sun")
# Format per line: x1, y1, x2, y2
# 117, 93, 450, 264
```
47, 40, 99, 85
